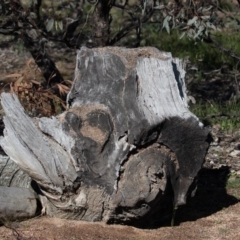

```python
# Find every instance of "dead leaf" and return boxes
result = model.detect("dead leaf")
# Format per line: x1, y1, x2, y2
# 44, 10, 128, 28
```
57, 83, 70, 96
5, 73, 22, 79
31, 80, 41, 85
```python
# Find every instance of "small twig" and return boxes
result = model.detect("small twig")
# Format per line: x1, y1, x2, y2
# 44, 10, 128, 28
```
206, 35, 240, 62
234, 74, 240, 99
108, 7, 154, 45
202, 113, 240, 120
0, 28, 18, 35
3, 222, 22, 240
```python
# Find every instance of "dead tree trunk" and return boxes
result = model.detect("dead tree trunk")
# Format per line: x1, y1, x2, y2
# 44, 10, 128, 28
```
0, 47, 210, 225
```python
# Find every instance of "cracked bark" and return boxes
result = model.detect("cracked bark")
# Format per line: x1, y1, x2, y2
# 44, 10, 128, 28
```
0, 47, 210, 225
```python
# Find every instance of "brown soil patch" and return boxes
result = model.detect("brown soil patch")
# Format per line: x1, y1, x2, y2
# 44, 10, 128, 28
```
1, 203, 240, 240
1, 167, 240, 240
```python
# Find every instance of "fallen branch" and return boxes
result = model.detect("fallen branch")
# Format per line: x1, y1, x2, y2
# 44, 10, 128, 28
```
206, 35, 240, 62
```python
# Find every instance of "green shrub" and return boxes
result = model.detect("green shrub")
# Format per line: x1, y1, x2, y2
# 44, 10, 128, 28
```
190, 99, 240, 131
141, 24, 240, 71
227, 174, 240, 189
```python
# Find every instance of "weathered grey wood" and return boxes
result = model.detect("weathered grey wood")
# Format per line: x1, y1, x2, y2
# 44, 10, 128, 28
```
0, 47, 210, 225
0, 155, 31, 188
0, 93, 78, 193
0, 186, 37, 222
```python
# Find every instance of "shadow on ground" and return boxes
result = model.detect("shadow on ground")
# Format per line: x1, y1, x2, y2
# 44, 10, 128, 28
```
139, 166, 239, 229
174, 167, 239, 225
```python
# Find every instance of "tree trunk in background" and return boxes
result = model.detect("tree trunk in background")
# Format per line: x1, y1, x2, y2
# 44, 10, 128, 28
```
91, 0, 111, 46
0, 47, 210, 225
22, 31, 65, 93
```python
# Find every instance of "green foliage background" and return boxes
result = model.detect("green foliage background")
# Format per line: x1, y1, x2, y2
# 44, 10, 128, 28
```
2, 0, 240, 130
137, 0, 240, 131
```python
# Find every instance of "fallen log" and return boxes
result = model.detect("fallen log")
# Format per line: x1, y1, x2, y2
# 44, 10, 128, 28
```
0, 47, 210, 225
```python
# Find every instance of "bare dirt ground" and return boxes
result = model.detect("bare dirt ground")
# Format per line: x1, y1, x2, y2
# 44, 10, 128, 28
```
0, 201, 240, 240
1, 46, 240, 240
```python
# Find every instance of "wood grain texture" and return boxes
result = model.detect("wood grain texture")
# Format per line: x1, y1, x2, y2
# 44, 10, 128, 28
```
0, 155, 31, 188
0, 47, 210, 224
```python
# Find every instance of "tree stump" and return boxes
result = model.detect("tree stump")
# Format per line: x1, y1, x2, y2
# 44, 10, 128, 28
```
0, 47, 210, 225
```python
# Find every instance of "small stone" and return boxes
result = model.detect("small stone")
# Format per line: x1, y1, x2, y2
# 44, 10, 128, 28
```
210, 142, 219, 146
226, 148, 233, 153
209, 146, 219, 151
229, 150, 240, 158
219, 142, 227, 147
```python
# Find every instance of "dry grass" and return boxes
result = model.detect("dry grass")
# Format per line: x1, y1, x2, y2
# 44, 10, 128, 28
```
0, 46, 76, 117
